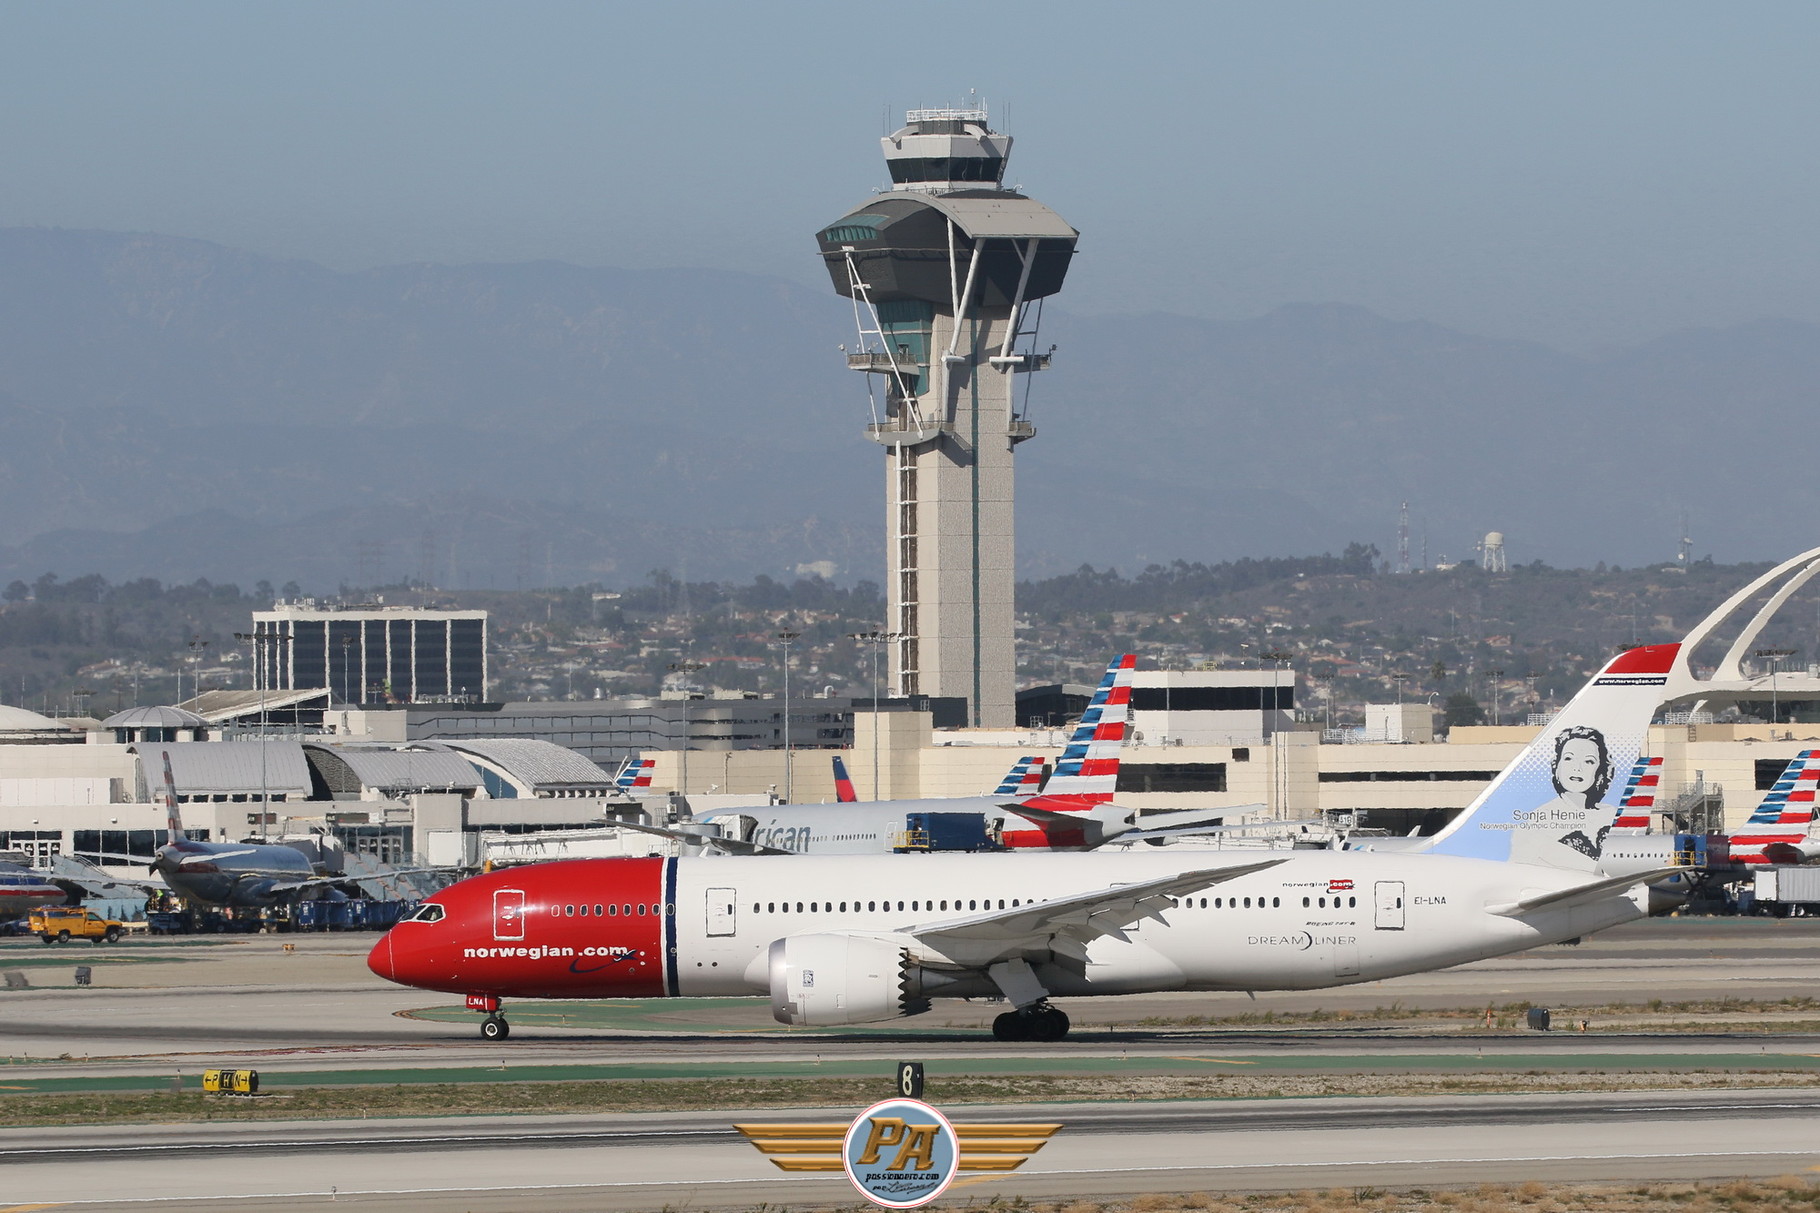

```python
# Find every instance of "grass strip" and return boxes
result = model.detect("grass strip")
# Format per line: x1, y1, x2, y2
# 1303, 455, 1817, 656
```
1, 1069, 1817, 1128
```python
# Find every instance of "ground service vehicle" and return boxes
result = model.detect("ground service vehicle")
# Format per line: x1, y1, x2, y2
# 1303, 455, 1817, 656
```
29, 907, 124, 945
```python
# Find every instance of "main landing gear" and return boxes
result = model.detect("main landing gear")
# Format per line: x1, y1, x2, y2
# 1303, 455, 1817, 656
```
992, 1002, 1070, 1042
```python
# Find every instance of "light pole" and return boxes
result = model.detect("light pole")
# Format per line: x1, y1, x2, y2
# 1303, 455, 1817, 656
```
1487, 669, 1504, 727
667, 659, 707, 798
184, 637, 209, 706
848, 631, 901, 800
1755, 647, 1798, 725
775, 631, 800, 803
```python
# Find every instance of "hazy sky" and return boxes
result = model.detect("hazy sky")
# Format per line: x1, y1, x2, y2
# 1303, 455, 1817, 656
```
2, 1, 1816, 350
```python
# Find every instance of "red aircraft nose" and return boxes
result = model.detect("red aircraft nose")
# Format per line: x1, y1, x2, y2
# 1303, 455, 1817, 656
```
367, 933, 395, 982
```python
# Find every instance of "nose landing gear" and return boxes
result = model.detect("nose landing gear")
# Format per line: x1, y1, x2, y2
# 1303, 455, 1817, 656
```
466, 993, 510, 1041
991, 1002, 1070, 1042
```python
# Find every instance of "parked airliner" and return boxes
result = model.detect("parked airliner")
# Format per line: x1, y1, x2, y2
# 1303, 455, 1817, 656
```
370, 645, 1684, 1042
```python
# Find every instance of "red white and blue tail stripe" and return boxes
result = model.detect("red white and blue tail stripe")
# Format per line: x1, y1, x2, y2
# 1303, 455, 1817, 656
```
615, 758, 656, 794
832, 756, 858, 803
1610, 755, 1664, 832
1039, 654, 1136, 801
992, 756, 1046, 797
1731, 750, 1820, 864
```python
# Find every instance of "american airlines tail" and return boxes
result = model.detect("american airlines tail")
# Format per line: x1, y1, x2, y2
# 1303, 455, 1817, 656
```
1420, 644, 1680, 871
160, 751, 188, 842
992, 756, 1046, 797
831, 756, 858, 803
1731, 750, 1820, 865
1038, 653, 1137, 801
615, 758, 656, 795
1609, 755, 1665, 832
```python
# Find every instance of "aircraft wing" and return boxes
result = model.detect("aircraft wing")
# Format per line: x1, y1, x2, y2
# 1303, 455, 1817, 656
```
261, 867, 453, 896
47, 855, 162, 896
899, 858, 1287, 968
1486, 866, 1687, 917
612, 819, 798, 857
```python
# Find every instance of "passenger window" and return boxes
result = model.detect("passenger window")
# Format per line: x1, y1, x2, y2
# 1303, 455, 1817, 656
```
565, 905, 575, 916
811, 902, 819, 913
968, 900, 977, 910
1303, 897, 1310, 908
1272, 897, 1280, 908
607, 904, 616, 916
594, 904, 603, 916
550, 905, 561, 917
1349, 896, 1357, 908
767, 902, 775, 913
868, 901, 876, 912
1243, 897, 1251, 908
795, 902, 803, 913
941, 900, 949, 910
1214, 897, 1223, 908
637, 904, 647, 916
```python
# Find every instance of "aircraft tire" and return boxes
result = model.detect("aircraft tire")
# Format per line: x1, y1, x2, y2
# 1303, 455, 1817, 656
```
1033, 1008, 1070, 1041
991, 1012, 1029, 1042
481, 1016, 510, 1042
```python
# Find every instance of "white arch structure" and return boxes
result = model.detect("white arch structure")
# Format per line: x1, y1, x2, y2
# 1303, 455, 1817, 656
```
1662, 544, 1820, 717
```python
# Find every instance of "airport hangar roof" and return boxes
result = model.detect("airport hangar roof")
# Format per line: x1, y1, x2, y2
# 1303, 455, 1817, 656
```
432, 739, 613, 793
130, 741, 312, 797
304, 744, 480, 796
181, 688, 331, 724
103, 705, 206, 730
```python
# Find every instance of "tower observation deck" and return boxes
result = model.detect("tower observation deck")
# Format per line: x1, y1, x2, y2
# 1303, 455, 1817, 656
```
815, 107, 1078, 727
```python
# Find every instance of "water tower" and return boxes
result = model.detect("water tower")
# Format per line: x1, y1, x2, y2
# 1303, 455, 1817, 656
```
815, 106, 1078, 726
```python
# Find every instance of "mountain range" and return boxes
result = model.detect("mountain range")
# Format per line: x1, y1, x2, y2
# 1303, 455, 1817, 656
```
1, 226, 1814, 589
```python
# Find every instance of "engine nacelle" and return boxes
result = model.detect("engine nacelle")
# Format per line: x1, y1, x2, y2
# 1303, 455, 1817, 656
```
768, 933, 932, 1026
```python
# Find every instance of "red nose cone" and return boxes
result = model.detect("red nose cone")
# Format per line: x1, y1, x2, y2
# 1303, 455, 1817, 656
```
367, 933, 395, 982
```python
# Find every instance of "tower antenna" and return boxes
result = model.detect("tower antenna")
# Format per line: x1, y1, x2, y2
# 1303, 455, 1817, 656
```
1397, 502, 1411, 575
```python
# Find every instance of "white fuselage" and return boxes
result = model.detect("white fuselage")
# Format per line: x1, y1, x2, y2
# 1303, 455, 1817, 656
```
658, 850, 1642, 998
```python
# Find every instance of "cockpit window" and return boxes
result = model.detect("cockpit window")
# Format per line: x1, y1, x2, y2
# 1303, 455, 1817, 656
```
404, 903, 445, 923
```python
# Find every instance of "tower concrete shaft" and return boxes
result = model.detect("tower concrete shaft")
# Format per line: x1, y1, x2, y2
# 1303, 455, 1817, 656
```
816, 108, 1077, 727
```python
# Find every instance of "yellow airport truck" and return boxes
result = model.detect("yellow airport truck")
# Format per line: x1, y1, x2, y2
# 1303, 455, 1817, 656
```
28, 907, 125, 945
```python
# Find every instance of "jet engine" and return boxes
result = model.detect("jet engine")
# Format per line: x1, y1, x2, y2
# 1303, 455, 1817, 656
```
768, 933, 933, 1026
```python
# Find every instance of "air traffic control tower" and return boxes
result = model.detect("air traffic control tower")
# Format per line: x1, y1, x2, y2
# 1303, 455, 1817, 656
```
815, 107, 1077, 727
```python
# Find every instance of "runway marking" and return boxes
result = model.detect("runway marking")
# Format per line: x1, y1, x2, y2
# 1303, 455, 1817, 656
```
15, 1147, 1820, 1205
1166, 1056, 1257, 1066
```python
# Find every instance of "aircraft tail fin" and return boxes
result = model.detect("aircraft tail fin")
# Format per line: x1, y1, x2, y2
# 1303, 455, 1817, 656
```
1041, 654, 1136, 801
160, 751, 188, 842
1609, 755, 1665, 832
616, 758, 656, 795
832, 756, 858, 803
1731, 749, 1820, 864
1421, 645, 1679, 871
992, 755, 1046, 797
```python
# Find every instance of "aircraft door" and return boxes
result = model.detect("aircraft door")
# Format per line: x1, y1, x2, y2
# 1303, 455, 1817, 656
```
492, 888, 526, 941
1373, 881, 1405, 930
706, 887, 737, 937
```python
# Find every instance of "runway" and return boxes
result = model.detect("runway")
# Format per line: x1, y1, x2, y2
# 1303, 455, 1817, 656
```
5, 1090, 1820, 1210
3, 918, 1820, 1208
